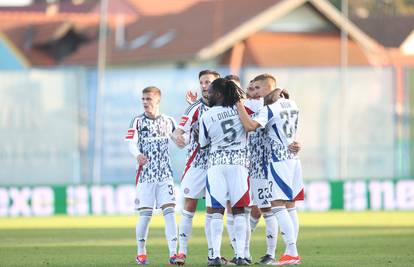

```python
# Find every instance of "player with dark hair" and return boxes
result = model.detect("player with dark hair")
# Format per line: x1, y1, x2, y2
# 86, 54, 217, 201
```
199, 78, 250, 266
224, 74, 241, 85
171, 70, 233, 265
221, 75, 252, 263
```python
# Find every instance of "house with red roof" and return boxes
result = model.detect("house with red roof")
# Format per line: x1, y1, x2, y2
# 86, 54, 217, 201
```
0, 0, 396, 68
0, 0, 413, 183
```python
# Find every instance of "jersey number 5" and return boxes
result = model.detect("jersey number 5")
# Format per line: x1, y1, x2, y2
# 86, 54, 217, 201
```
220, 119, 236, 143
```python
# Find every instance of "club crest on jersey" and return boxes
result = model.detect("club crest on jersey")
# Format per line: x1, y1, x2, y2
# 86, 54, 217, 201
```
179, 117, 189, 126
184, 188, 190, 194
125, 129, 135, 139
135, 198, 140, 205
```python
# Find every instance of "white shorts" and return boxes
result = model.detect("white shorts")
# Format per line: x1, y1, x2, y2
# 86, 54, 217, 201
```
135, 180, 176, 210
267, 159, 304, 201
250, 178, 273, 208
181, 166, 206, 199
206, 165, 250, 208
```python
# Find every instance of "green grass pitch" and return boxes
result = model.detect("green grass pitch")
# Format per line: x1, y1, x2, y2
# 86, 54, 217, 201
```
0, 212, 413, 266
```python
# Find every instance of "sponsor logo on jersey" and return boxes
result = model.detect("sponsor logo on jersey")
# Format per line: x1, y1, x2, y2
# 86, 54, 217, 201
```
125, 129, 135, 139
179, 116, 189, 126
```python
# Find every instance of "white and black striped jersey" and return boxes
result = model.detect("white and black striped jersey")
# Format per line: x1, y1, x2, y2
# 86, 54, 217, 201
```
125, 113, 177, 183
177, 98, 210, 169
199, 105, 249, 168
254, 98, 299, 162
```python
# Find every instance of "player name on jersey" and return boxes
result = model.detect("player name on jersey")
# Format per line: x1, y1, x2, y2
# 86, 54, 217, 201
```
212, 109, 238, 121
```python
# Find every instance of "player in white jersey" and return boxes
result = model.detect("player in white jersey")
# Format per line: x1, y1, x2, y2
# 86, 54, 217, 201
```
242, 79, 280, 265
223, 75, 301, 265
223, 75, 255, 264
171, 70, 229, 265
184, 74, 252, 264
236, 78, 303, 265
225, 76, 299, 265
244, 80, 265, 230
199, 78, 250, 266
245, 75, 281, 265
244, 79, 265, 230
125, 86, 178, 265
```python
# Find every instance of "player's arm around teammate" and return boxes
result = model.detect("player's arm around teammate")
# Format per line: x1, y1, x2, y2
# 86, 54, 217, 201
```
125, 86, 179, 265
236, 88, 303, 265
180, 74, 250, 264
199, 78, 251, 266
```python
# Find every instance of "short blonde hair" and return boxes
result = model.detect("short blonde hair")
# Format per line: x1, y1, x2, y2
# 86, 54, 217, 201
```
142, 86, 161, 97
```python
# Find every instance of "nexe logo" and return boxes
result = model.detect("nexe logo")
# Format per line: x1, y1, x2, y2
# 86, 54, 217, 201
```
296, 180, 414, 211
1, 180, 413, 217
344, 180, 414, 211
0, 187, 54, 216
66, 185, 135, 215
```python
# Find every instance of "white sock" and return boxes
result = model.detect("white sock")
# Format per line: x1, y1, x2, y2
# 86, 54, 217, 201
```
244, 208, 252, 259
210, 213, 224, 259
234, 213, 247, 259
205, 213, 214, 258
226, 213, 237, 256
163, 207, 177, 257
272, 206, 298, 257
287, 207, 299, 242
250, 216, 259, 232
263, 211, 278, 258
178, 210, 194, 255
136, 209, 152, 255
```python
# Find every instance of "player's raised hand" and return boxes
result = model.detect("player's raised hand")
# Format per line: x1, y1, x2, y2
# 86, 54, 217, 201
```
137, 154, 148, 165
185, 90, 198, 105
288, 141, 301, 154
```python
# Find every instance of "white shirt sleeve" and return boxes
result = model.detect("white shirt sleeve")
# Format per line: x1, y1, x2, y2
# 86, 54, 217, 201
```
253, 106, 271, 128
125, 118, 141, 158
177, 103, 199, 133
244, 98, 264, 114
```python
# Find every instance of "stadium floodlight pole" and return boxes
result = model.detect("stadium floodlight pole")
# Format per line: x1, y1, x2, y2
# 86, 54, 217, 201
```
339, 0, 349, 180
93, 0, 109, 185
